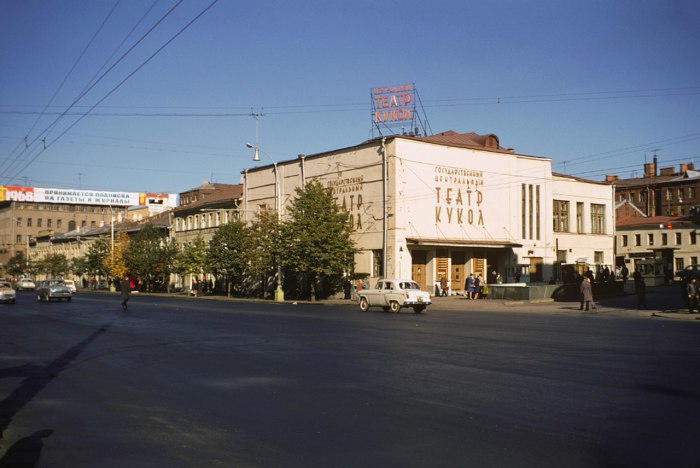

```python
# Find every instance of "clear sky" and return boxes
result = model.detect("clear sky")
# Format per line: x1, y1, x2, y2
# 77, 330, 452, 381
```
1, 0, 699, 195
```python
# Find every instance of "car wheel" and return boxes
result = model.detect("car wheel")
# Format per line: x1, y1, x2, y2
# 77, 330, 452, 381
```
389, 301, 401, 313
359, 297, 369, 312
67, 297, 72, 302
413, 305, 425, 314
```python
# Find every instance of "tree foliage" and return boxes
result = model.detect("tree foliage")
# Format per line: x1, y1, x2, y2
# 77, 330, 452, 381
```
281, 180, 356, 299
38, 254, 69, 277
103, 231, 129, 279
4, 252, 27, 278
86, 238, 110, 277
123, 224, 174, 290
175, 236, 208, 276
205, 220, 250, 296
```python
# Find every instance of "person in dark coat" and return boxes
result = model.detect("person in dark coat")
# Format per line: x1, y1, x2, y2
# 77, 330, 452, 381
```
579, 277, 594, 311
635, 276, 648, 310
119, 275, 130, 310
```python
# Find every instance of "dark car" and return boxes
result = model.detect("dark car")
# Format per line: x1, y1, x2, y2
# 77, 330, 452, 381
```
36, 279, 73, 302
675, 264, 700, 283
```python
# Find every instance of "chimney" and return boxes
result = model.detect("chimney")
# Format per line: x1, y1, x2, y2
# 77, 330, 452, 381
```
689, 163, 695, 171
643, 162, 657, 177
660, 167, 675, 176
605, 175, 619, 182
681, 164, 688, 175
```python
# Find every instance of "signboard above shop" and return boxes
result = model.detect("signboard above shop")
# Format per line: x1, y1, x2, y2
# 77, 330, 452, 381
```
0, 185, 178, 208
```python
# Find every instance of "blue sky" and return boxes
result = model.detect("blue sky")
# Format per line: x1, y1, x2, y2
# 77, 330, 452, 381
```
1, 0, 699, 194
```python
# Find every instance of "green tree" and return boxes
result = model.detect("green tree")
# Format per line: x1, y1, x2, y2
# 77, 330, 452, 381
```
281, 180, 357, 300
70, 256, 89, 279
247, 209, 283, 298
39, 254, 69, 277
4, 252, 27, 278
175, 236, 208, 278
123, 224, 174, 291
205, 220, 250, 296
86, 238, 110, 278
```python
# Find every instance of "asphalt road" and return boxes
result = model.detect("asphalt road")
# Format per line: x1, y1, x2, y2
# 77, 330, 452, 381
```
1, 291, 699, 467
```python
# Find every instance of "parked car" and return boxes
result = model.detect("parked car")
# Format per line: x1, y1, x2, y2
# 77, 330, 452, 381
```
358, 278, 431, 313
63, 280, 77, 295
0, 281, 17, 304
14, 278, 36, 291
674, 264, 700, 283
36, 279, 73, 302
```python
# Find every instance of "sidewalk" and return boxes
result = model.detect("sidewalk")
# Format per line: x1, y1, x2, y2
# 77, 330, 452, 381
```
99, 286, 700, 321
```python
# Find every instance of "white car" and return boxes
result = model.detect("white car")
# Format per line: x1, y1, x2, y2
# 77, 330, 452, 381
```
358, 278, 432, 313
63, 280, 77, 295
0, 281, 17, 303
14, 278, 36, 291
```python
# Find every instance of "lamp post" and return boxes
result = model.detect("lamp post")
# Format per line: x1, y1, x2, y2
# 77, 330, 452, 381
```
246, 142, 284, 302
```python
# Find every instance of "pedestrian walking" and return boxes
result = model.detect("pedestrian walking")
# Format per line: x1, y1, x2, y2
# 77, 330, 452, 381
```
579, 277, 595, 311
119, 274, 130, 310
440, 275, 448, 297
635, 276, 648, 310
686, 277, 699, 313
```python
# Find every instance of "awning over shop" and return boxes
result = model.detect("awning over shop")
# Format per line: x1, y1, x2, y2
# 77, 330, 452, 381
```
405, 237, 522, 249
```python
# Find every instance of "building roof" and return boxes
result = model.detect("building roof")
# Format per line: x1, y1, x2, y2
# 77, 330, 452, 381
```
413, 131, 513, 153
173, 185, 242, 215
553, 172, 612, 186
616, 214, 695, 229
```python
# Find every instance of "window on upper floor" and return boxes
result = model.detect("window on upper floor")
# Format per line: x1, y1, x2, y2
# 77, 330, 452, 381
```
553, 200, 569, 232
648, 233, 654, 245
591, 204, 605, 234
635, 234, 641, 246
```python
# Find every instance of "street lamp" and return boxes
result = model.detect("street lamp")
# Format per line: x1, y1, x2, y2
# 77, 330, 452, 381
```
246, 144, 284, 302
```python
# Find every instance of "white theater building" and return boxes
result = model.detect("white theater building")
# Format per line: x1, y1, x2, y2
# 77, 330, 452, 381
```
242, 130, 614, 293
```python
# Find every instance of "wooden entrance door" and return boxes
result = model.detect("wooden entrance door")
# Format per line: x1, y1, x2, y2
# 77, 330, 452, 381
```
451, 251, 465, 292
529, 257, 543, 282
411, 250, 427, 291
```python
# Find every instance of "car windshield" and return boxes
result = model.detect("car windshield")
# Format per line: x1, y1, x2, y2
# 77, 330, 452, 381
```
400, 282, 420, 290
0, 282, 10, 288
48, 280, 65, 286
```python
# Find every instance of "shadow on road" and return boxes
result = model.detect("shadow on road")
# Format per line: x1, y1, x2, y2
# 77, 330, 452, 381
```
0, 429, 53, 467
0, 324, 111, 442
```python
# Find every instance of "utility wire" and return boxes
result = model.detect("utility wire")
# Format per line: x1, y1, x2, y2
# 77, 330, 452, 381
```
0, 0, 122, 175
1, 0, 187, 180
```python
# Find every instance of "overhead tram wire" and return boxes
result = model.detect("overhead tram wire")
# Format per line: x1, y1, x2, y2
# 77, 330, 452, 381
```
4, 0, 217, 184
1, 0, 188, 181
0, 0, 122, 176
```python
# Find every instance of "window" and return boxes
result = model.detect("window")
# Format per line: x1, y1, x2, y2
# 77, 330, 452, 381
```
648, 233, 654, 246
692, 232, 697, 245
27, 218, 32, 227
591, 204, 605, 234
576, 202, 584, 233
372, 249, 383, 278
594, 251, 604, 264
678, 188, 684, 200
15, 217, 22, 226
47, 219, 52, 228
57, 219, 62, 229
553, 200, 569, 232
676, 232, 682, 245
666, 189, 673, 201
16, 235, 22, 243
661, 233, 668, 245
639, 192, 646, 203
692, 256, 698, 265
81, 220, 86, 228
635, 234, 641, 246
676, 258, 685, 272
37, 218, 42, 227
690, 187, 696, 199
621, 235, 628, 247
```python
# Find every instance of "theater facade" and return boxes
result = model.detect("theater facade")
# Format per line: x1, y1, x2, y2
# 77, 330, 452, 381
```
242, 131, 614, 292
